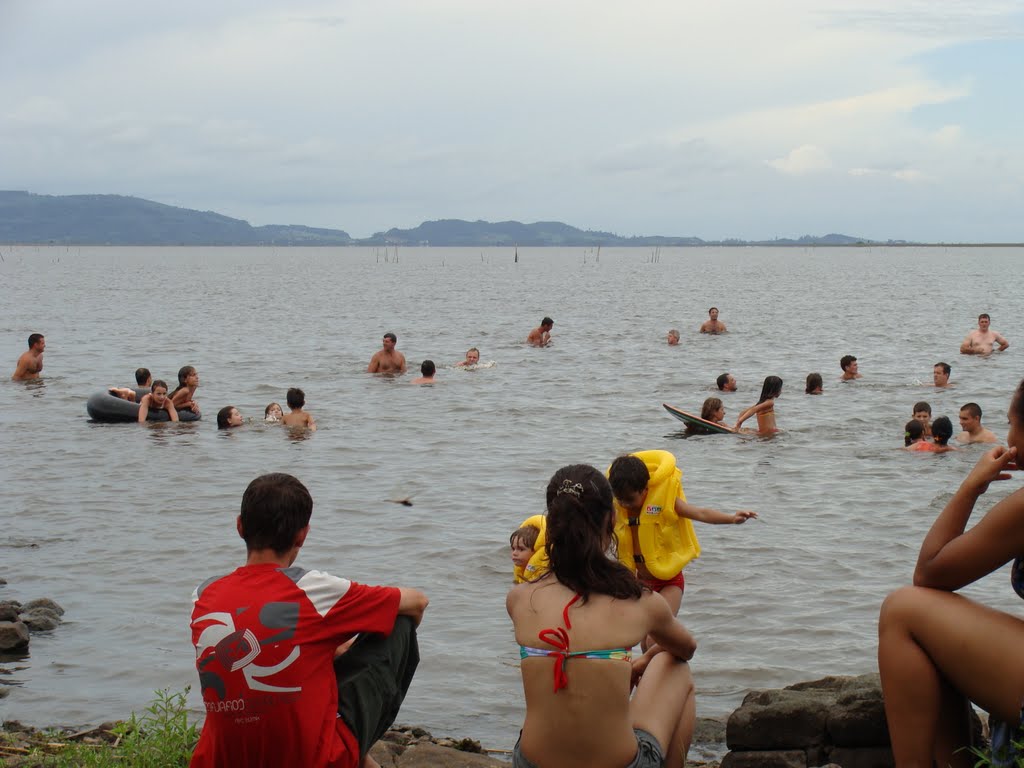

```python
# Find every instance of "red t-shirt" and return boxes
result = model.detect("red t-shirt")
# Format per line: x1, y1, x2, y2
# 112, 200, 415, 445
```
190, 563, 400, 768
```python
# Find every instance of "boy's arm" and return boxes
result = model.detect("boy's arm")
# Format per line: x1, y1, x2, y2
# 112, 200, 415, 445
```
137, 396, 150, 422
397, 587, 429, 626
306, 412, 317, 431
675, 497, 757, 524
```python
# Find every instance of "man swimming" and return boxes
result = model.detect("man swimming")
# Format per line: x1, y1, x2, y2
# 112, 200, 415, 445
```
955, 402, 998, 444
367, 332, 407, 374
527, 317, 553, 347
960, 313, 1008, 355
840, 355, 862, 381
933, 362, 952, 388
716, 372, 737, 392
11, 333, 45, 381
699, 307, 727, 334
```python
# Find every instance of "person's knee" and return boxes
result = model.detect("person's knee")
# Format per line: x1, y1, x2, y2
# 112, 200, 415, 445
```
879, 585, 924, 632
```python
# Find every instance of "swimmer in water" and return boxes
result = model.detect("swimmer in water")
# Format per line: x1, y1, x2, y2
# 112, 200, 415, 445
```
455, 347, 480, 367
527, 317, 553, 347
667, 329, 680, 346
281, 387, 316, 431
11, 333, 45, 381
913, 402, 933, 439
264, 402, 283, 422
217, 406, 244, 429
805, 372, 823, 394
903, 419, 927, 449
685, 397, 729, 436
734, 376, 783, 434
411, 360, 436, 385
367, 332, 407, 374
138, 380, 179, 423
170, 366, 201, 415
840, 355, 862, 381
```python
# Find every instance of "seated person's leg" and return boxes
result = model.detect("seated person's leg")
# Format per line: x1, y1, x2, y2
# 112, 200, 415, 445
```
334, 616, 420, 762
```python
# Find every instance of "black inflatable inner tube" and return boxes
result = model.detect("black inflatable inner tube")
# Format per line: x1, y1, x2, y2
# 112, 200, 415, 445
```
85, 391, 202, 423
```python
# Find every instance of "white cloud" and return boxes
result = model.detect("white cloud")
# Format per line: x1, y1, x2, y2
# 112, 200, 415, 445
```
769, 145, 833, 175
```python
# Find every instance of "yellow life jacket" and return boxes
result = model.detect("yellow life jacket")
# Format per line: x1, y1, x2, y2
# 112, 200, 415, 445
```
610, 450, 701, 580
512, 514, 549, 584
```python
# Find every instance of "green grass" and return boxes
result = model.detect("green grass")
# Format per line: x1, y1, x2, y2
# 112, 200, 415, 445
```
22, 688, 198, 767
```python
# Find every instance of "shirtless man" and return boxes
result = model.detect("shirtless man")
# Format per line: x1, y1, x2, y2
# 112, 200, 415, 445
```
666, 329, 680, 346
955, 402, 998, 444
933, 362, 952, 388
11, 333, 45, 380
527, 317, 553, 347
699, 307, 727, 334
960, 313, 1008, 355
840, 355, 862, 381
367, 332, 407, 373
716, 372, 737, 392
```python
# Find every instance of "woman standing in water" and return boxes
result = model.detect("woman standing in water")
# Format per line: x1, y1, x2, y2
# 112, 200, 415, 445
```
507, 464, 697, 768
734, 376, 783, 434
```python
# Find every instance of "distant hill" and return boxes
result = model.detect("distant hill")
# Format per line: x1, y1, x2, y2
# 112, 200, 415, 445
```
0, 190, 886, 246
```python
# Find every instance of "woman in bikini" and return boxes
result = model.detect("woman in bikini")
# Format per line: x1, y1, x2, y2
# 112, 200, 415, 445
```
879, 378, 1024, 767
507, 464, 697, 768
734, 375, 782, 434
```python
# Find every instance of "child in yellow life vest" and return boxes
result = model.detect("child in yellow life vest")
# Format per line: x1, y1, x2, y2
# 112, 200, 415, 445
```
607, 450, 757, 619
510, 515, 548, 584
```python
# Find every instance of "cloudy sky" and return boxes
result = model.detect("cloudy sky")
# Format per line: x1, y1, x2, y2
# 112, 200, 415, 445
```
2, 0, 1022, 241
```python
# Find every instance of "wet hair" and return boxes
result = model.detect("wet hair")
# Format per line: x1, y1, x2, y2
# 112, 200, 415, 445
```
700, 397, 723, 421
979, 313, 991, 321
913, 401, 932, 416
667, 329, 680, 340
28, 333, 43, 348
239, 473, 313, 555
151, 379, 168, 393
217, 406, 237, 430
420, 360, 436, 377
758, 376, 783, 403
934, 362, 951, 376
932, 416, 954, 446
466, 347, 479, 357
264, 402, 282, 418
171, 365, 197, 398
383, 332, 397, 343
960, 402, 982, 419
135, 367, 151, 385
607, 454, 651, 500
716, 373, 732, 391
286, 387, 305, 409
541, 317, 554, 327
805, 372, 823, 394
709, 307, 719, 314
510, 525, 540, 550
840, 355, 857, 371
544, 464, 642, 602
904, 419, 924, 446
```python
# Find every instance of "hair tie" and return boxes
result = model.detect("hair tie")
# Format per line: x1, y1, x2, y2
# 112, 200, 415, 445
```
557, 480, 583, 499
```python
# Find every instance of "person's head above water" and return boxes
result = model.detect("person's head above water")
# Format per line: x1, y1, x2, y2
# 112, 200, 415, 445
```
904, 419, 925, 446
805, 372, 823, 394
135, 367, 151, 386
931, 416, 954, 446
667, 329, 680, 346
545, 464, 642, 602
716, 372, 737, 392
264, 402, 283, 421
758, 376, 783, 403
420, 360, 436, 377
701, 397, 724, 422
464, 347, 480, 364
287, 388, 305, 409
217, 406, 243, 429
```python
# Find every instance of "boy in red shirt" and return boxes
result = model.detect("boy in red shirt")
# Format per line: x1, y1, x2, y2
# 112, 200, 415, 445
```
190, 473, 428, 768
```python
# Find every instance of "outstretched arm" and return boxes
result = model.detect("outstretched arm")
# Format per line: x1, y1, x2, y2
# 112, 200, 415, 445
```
675, 497, 756, 524
734, 400, 770, 430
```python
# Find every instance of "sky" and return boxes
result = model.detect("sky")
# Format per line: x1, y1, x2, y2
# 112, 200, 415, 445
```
2, 0, 1023, 242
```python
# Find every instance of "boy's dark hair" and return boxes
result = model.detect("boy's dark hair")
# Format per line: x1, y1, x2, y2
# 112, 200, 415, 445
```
934, 362, 951, 376
607, 455, 650, 499
384, 332, 397, 342
932, 416, 954, 445
510, 525, 540, 550
960, 402, 982, 419
913, 401, 932, 416
904, 419, 924, 446
216, 406, 236, 429
135, 367, 151, 385
28, 333, 44, 348
541, 317, 554, 327
421, 360, 436, 376
840, 355, 857, 371
979, 313, 991, 321
239, 473, 313, 554
545, 464, 642, 602
287, 388, 305, 408
716, 373, 731, 391
805, 372, 823, 393
151, 379, 168, 392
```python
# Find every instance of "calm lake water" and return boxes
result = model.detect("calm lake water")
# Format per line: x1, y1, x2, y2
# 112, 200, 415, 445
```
1, 245, 1021, 750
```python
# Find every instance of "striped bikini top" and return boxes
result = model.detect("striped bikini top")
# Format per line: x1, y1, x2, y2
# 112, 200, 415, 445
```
518, 594, 633, 692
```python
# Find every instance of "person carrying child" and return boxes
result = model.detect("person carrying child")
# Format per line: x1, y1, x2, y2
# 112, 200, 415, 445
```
607, 451, 756, 621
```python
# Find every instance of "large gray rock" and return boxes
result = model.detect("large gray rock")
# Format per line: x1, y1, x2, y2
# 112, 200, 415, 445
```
0, 621, 30, 652
18, 609, 61, 632
394, 742, 507, 766
20, 598, 64, 617
0, 602, 21, 622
